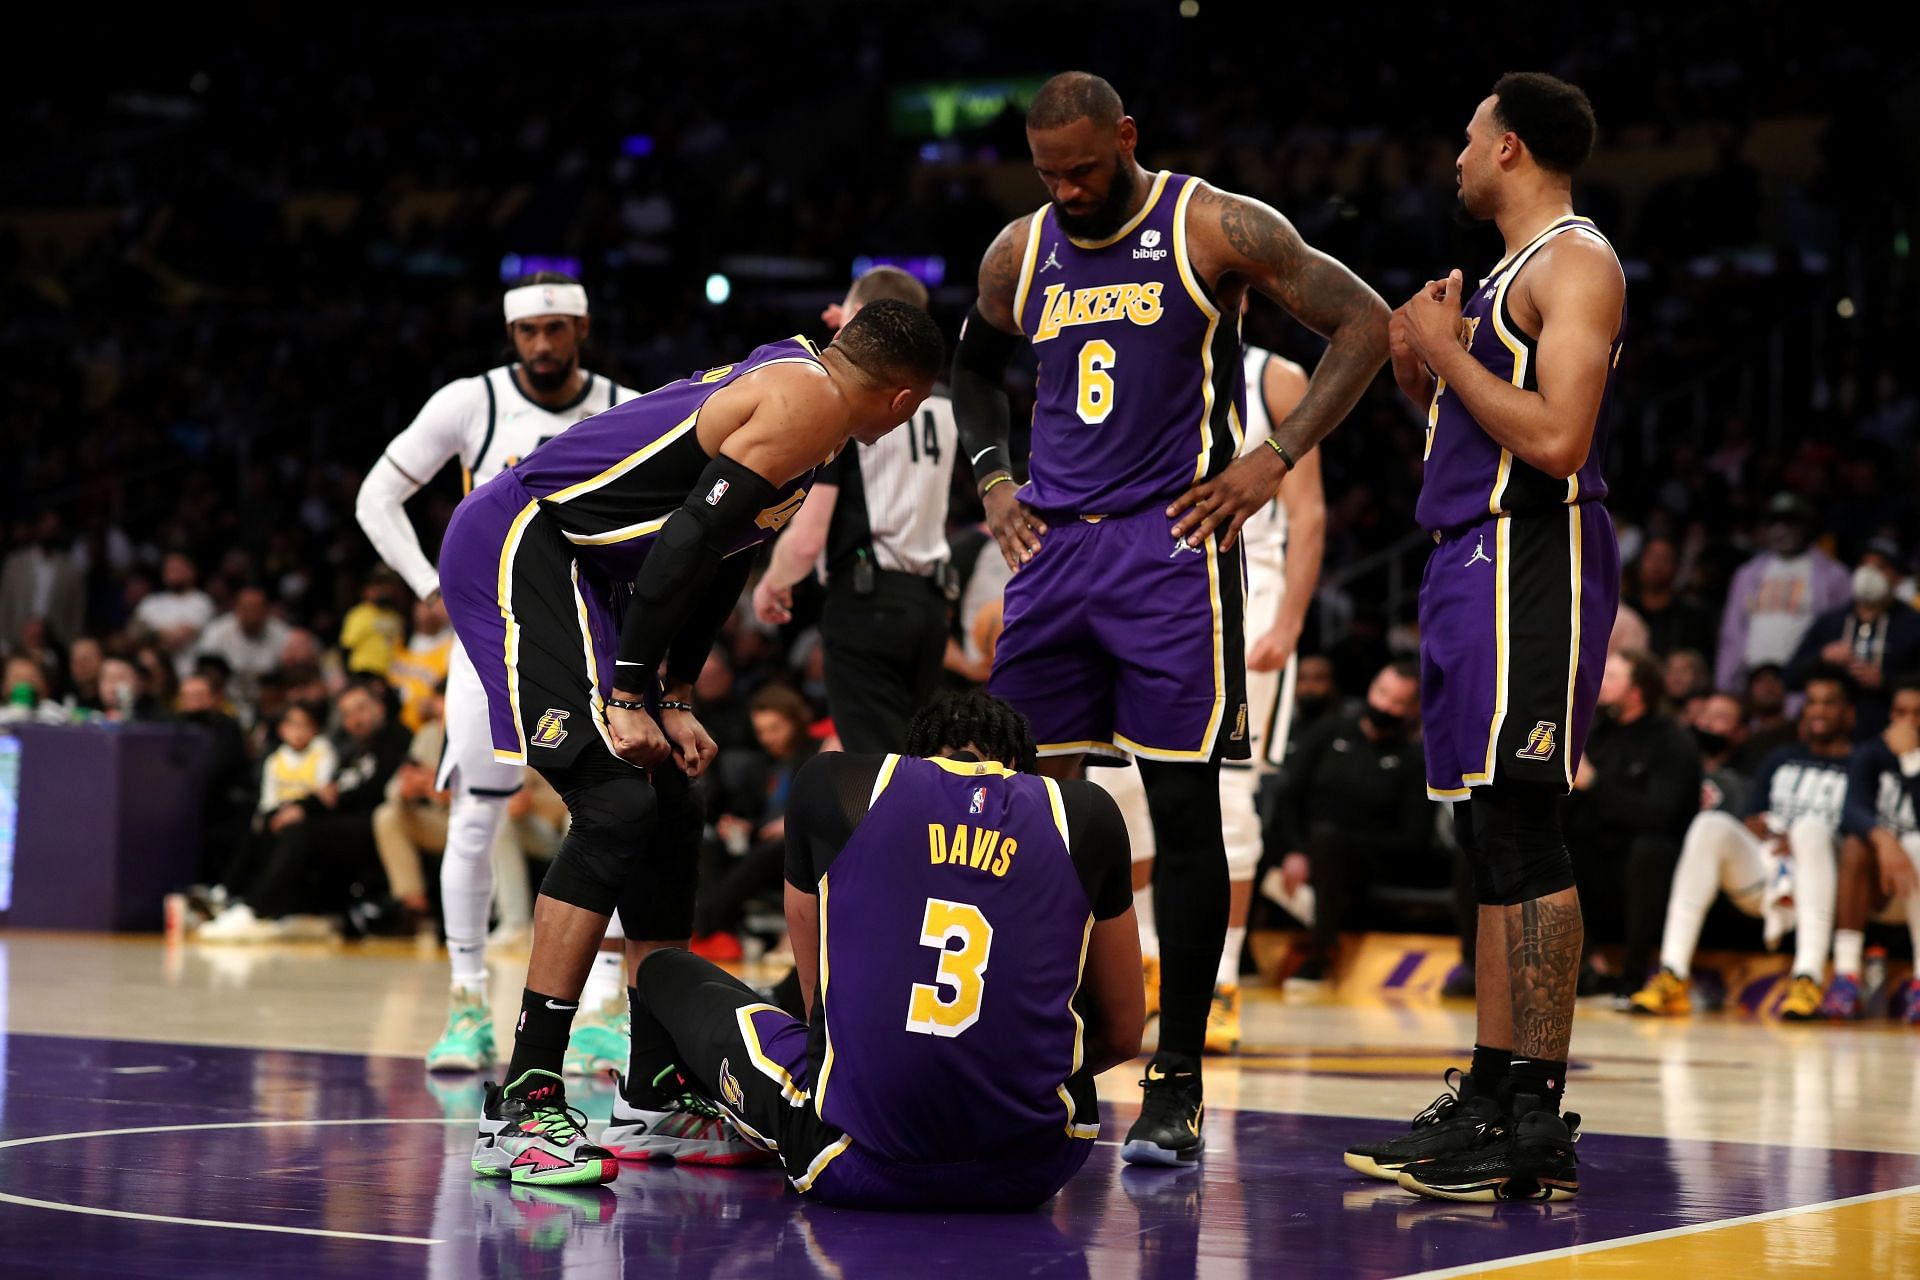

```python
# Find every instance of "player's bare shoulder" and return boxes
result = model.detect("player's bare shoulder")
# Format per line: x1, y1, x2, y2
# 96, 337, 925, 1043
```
976, 213, 1037, 333
1522, 229, 1626, 331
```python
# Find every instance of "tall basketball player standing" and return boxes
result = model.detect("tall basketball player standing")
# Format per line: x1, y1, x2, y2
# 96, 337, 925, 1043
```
952, 72, 1388, 1165
1347, 74, 1625, 1202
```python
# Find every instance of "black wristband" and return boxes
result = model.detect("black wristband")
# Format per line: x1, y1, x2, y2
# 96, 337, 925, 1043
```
607, 697, 650, 713
657, 700, 694, 713
1265, 437, 1296, 470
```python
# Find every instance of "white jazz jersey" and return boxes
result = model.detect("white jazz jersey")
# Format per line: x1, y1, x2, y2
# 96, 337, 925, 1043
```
388, 365, 638, 494
1236, 346, 1292, 573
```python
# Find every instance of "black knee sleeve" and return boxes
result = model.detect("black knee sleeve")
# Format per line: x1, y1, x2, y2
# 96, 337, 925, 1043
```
538, 748, 657, 915
617, 766, 704, 941
1466, 783, 1574, 906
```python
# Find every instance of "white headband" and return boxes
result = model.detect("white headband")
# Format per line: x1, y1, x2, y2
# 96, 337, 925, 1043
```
504, 283, 589, 323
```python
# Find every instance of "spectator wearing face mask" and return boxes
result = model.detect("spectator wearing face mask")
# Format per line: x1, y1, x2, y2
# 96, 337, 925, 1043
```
1715, 494, 1850, 694
1786, 538, 1920, 741
1266, 660, 1432, 979
1690, 691, 1752, 815
1567, 650, 1702, 993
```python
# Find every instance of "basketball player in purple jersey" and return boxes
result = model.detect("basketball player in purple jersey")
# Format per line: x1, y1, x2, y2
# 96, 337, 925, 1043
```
438, 302, 945, 1185
606, 691, 1144, 1209
1344, 74, 1625, 1202
952, 72, 1388, 1165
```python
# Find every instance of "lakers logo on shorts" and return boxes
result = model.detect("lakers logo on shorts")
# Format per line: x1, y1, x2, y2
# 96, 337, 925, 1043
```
1231, 702, 1248, 742
531, 708, 571, 749
1515, 720, 1557, 762
717, 1057, 746, 1113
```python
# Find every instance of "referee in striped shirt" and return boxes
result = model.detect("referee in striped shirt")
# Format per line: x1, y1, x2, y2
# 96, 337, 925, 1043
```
754, 267, 958, 751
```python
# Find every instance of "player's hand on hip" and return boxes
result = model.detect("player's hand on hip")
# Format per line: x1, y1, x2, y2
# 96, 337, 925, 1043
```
1403, 270, 1465, 365
753, 578, 793, 625
982, 478, 1047, 571
1168, 449, 1285, 552
607, 704, 671, 767
660, 706, 719, 779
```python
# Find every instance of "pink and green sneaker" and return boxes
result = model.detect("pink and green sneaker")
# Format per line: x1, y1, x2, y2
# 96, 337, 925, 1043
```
472, 1070, 618, 1186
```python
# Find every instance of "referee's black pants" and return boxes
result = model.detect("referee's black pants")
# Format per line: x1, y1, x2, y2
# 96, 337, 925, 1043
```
819, 569, 949, 753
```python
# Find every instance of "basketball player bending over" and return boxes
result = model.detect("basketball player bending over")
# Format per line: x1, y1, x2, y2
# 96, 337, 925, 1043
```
607, 691, 1143, 1209
953, 71, 1387, 1165
439, 302, 943, 1185
1346, 74, 1626, 1202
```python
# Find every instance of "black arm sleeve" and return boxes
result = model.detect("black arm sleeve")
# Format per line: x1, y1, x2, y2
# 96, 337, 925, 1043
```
664, 553, 753, 688
951, 305, 1021, 484
1061, 780, 1134, 920
783, 752, 887, 892
615, 453, 781, 681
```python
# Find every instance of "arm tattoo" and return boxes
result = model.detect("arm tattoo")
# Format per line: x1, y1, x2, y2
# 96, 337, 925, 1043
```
1504, 894, 1583, 1061
1196, 186, 1389, 460
975, 218, 1028, 333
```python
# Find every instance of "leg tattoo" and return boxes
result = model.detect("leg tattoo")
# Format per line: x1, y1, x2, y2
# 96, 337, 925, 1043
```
1505, 889, 1583, 1061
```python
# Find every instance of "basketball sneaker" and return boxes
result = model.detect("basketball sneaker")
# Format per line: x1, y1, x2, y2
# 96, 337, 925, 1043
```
428, 986, 496, 1073
1343, 1069, 1503, 1181
1203, 984, 1241, 1055
1777, 973, 1825, 1021
473, 1070, 618, 1186
563, 996, 628, 1078
1817, 975, 1862, 1021
1396, 1095, 1579, 1202
600, 1068, 775, 1166
1122, 1053, 1204, 1167
1627, 967, 1690, 1017
1143, 954, 1161, 1022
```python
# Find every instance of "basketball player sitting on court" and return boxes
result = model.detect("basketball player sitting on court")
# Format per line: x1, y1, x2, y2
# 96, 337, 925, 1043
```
1630, 666, 1856, 1021
439, 301, 945, 1186
1819, 675, 1920, 1023
602, 691, 1144, 1209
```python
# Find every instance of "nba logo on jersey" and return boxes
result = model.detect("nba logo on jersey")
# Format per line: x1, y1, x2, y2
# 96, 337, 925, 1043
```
531, 709, 571, 748
705, 478, 730, 506
969, 786, 987, 815
1515, 721, 1558, 762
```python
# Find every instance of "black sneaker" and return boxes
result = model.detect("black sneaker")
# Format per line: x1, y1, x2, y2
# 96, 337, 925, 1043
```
1396, 1094, 1579, 1202
1121, 1053, 1205, 1167
1343, 1069, 1502, 1181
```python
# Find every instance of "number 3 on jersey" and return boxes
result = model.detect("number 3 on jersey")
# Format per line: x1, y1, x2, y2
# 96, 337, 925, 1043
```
905, 898, 993, 1037
1077, 340, 1117, 425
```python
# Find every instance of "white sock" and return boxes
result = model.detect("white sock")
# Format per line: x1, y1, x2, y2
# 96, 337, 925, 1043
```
1217, 925, 1246, 989
1833, 928, 1865, 980
448, 941, 487, 994
580, 948, 626, 1010
1134, 884, 1159, 960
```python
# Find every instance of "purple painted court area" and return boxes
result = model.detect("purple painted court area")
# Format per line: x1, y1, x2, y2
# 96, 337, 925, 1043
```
2, 1034, 1917, 1278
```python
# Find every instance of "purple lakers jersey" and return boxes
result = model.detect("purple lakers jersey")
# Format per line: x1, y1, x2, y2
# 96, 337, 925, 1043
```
496, 337, 823, 579
1012, 171, 1246, 514
812, 755, 1100, 1164
1416, 216, 1625, 533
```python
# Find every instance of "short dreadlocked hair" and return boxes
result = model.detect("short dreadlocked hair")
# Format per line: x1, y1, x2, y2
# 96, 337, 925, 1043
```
905, 690, 1039, 774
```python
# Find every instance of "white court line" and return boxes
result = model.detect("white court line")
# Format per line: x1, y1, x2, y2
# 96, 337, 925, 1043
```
1397, 1180, 1920, 1278
0, 1117, 470, 1246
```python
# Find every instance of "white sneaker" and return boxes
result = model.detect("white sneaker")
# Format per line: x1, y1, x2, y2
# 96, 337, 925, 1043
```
599, 1071, 775, 1167
196, 904, 279, 944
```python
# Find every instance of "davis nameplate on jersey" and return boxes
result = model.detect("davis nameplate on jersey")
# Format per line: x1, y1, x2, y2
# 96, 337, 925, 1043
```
1515, 721, 1558, 762
532, 709, 571, 748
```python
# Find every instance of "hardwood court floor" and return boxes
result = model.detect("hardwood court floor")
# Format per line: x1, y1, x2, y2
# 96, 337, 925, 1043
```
1, 931, 1915, 1277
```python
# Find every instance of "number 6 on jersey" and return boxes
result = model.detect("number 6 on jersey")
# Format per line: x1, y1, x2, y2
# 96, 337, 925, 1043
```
905, 898, 994, 1037
1077, 340, 1117, 425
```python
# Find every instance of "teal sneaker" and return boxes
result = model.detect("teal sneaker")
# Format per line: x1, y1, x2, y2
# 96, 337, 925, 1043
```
563, 997, 629, 1078
428, 987, 497, 1073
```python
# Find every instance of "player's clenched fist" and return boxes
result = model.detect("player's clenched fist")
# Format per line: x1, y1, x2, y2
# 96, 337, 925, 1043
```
606, 700, 671, 767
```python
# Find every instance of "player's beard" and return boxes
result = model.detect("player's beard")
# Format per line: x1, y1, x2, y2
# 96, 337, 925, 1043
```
523, 356, 575, 393
1052, 161, 1137, 241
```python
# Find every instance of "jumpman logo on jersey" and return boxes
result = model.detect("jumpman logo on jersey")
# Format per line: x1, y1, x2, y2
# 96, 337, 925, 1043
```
1038, 243, 1063, 274
1463, 536, 1493, 568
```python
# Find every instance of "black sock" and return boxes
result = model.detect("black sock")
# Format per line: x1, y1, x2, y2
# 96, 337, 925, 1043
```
1506, 1055, 1567, 1116
625, 984, 682, 1109
1470, 1043, 1512, 1097
504, 988, 576, 1089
